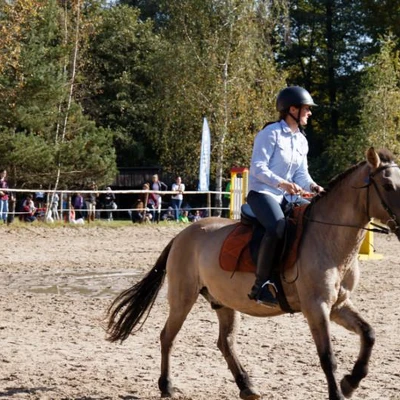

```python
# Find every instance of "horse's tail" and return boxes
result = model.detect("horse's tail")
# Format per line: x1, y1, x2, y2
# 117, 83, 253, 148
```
106, 238, 174, 343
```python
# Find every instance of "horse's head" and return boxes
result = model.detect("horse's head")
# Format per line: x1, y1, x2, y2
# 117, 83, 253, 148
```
366, 147, 400, 240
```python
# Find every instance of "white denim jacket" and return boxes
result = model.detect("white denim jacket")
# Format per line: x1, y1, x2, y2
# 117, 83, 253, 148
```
248, 120, 316, 203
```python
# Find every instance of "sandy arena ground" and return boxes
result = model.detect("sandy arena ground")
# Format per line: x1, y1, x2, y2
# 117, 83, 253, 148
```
0, 223, 399, 400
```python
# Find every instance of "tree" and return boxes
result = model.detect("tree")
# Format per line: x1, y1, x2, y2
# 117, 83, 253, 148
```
0, 0, 117, 189
80, 5, 161, 167
149, 0, 286, 211
361, 1, 400, 50
359, 36, 400, 156
275, 0, 369, 165
118, 0, 161, 22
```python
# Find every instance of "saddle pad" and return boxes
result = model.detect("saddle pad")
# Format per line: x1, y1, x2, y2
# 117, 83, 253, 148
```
219, 205, 308, 274
219, 223, 255, 273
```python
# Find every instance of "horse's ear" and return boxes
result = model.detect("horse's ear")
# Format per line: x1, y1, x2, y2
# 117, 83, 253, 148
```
366, 147, 380, 169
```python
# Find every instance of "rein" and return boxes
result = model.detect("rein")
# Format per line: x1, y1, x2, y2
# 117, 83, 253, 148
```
304, 163, 399, 235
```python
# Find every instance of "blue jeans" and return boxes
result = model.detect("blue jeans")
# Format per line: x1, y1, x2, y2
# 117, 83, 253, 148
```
247, 191, 310, 235
0, 199, 8, 222
171, 198, 182, 221
247, 191, 284, 235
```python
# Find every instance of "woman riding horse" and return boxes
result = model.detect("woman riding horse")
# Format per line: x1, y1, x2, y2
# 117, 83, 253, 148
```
247, 86, 324, 307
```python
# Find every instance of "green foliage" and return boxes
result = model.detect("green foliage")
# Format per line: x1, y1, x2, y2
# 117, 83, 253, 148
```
0, 0, 117, 189
150, 0, 286, 188
361, 1, 400, 50
318, 37, 400, 182
275, 0, 369, 145
2, 0, 400, 193
81, 5, 161, 167
359, 36, 400, 157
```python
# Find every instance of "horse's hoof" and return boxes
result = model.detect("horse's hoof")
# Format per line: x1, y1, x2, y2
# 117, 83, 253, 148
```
159, 376, 174, 398
160, 386, 175, 398
340, 375, 355, 398
240, 387, 260, 400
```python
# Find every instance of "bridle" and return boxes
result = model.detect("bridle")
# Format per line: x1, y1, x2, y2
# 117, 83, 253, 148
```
362, 163, 400, 234
304, 163, 400, 235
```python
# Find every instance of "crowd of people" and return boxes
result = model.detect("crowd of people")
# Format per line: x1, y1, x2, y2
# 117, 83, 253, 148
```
0, 175, 119, 224
130, 174, 205, 224
0, 171, 210, 225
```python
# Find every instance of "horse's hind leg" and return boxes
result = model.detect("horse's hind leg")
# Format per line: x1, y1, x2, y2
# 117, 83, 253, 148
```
331, 301, 375, 399
158, 283, 199, 398
215, 307, 260, 400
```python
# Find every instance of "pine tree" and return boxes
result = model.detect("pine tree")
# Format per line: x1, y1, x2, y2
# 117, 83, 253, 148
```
0, 0, 117, 189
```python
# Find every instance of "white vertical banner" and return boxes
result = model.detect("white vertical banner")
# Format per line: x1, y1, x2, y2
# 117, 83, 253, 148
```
198, 117, 211, 191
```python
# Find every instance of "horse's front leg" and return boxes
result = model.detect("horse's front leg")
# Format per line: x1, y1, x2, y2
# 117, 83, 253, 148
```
303, 302, 345, 400
331, 300, 375, 398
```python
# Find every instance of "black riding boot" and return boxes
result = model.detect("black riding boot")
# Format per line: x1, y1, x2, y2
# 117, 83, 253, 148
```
248, 233, 279, 307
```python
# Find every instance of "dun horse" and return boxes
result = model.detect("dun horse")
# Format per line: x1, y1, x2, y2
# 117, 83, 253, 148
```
107, 148, 400, 400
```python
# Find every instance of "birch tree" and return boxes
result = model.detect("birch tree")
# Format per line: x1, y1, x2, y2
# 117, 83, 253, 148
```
0, 0, 117, 189
151, 0, 287, 211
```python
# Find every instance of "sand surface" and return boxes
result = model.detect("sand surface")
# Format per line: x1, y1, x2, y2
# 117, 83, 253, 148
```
0, 223, 399, 400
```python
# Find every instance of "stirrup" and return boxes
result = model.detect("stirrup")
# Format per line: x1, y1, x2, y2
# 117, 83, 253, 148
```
261, 280, 278, 293
256, 280, 278, 308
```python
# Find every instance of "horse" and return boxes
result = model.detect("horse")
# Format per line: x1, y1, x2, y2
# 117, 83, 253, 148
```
106, 147, 400, 400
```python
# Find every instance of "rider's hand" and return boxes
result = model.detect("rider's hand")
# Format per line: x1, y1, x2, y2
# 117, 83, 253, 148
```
310, 183, 324, 194
278, 181, 303, 195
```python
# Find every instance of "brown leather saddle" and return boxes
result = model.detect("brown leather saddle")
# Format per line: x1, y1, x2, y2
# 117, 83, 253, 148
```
219, 203, 309, 313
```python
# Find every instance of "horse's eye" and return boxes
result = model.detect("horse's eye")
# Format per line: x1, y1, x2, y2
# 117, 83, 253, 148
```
383, 183, 395, 192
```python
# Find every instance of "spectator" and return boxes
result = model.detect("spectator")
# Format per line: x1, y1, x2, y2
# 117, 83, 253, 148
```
71, 206, 85, 224
65, 205, 85, 224
103, 187, 117, 221
142, 182, 158, 222
178, 210, 190, 223
22, 194, 37, 223
35, 185, 45, 209
191, 210, 202, 223
62, 193, 69, 221
72, 192, 85, 221
131, 198, 152, 223
151, 174, 168, 222
0, 170, 9, 224
162, 206, 175, 222
48, 192, 60, 221
85, 182, 98, 222
171, 176, 185, 221
7, 192, 16, 225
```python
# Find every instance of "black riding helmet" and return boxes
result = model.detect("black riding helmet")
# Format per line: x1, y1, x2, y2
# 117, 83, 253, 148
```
276, 86, 317, 112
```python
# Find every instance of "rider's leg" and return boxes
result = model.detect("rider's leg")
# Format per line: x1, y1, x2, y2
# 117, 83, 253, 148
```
246, 191, 284, 307
248, 232, 279, 306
